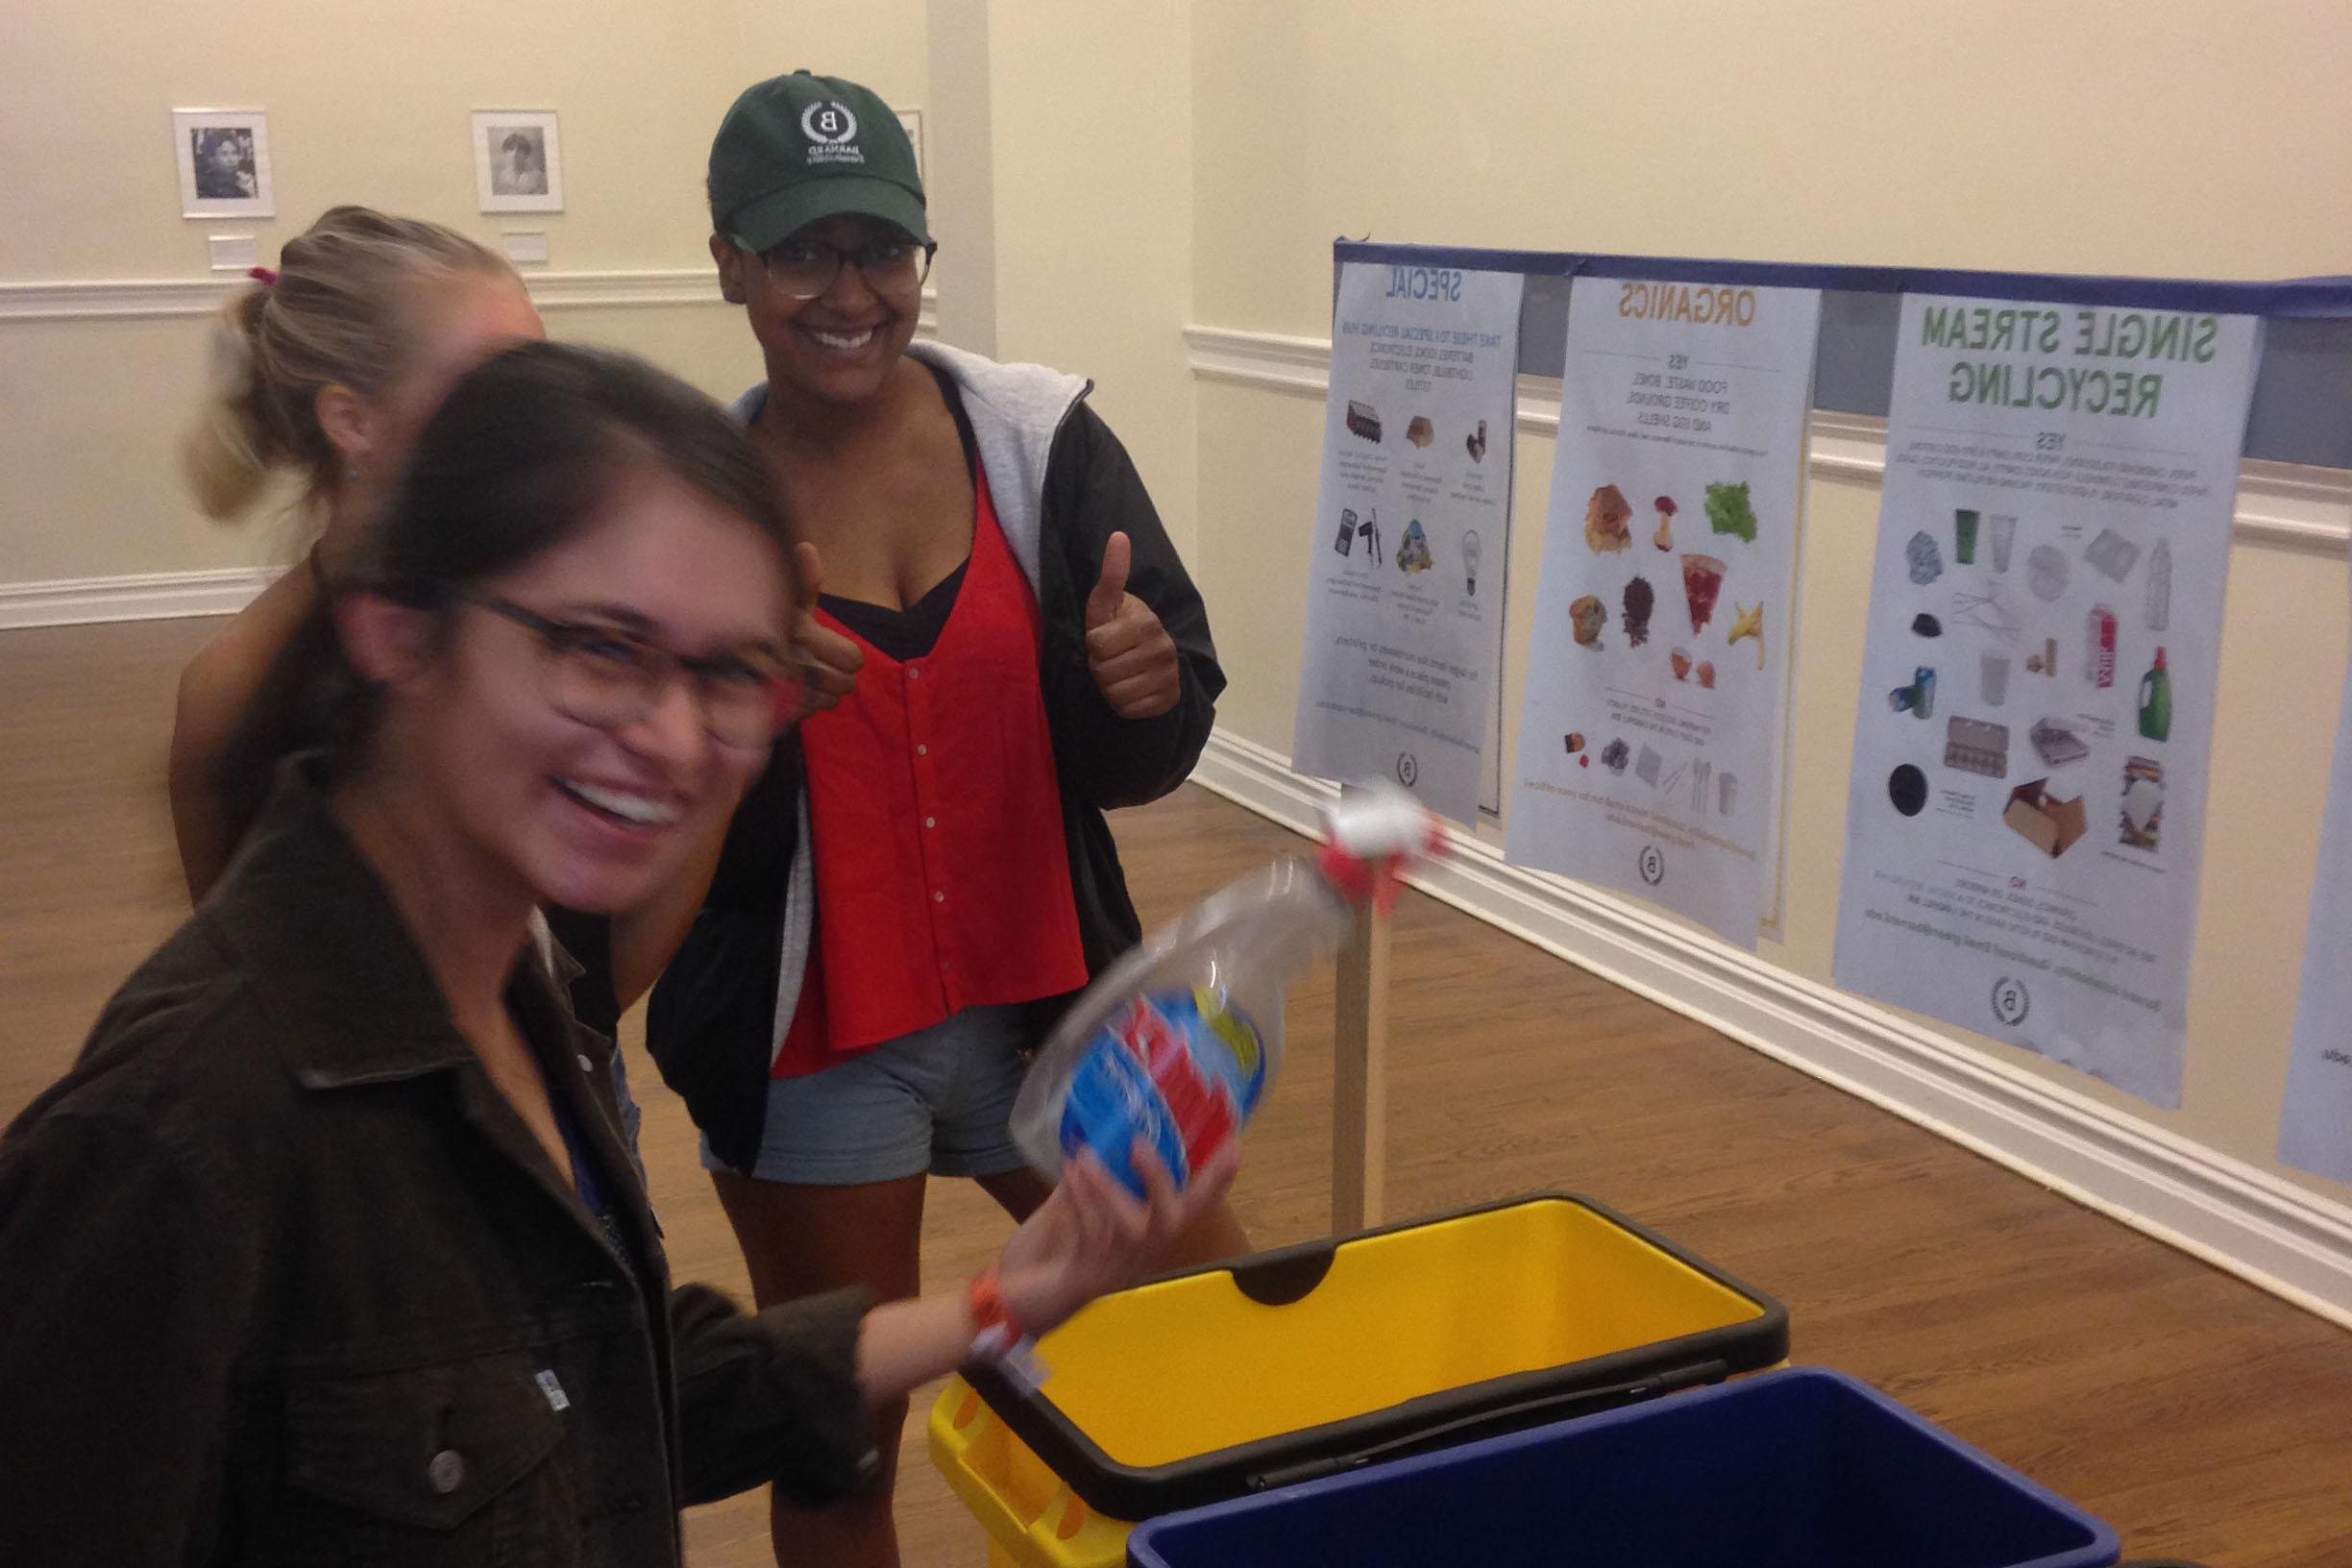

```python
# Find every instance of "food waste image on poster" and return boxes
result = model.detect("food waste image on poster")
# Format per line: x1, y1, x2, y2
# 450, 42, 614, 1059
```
1833, 295, 2262, 1107
1292, 261, 1526, 823
2279, 668, 2352, 1185
1506, 278, 1822, 944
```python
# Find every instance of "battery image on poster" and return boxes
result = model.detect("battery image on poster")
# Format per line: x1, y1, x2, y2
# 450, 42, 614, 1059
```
1832, 295, 2261, 1108
1292, 262, 1524, 823
1505, 279, 1821, 945
2279, 669, 2352, 1184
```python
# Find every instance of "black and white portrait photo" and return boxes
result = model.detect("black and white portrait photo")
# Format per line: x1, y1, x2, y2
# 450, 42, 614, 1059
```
474, 110, 564, 212
489, 128, 548, 196
172, 110, 274, 217
192, 129, 258, 199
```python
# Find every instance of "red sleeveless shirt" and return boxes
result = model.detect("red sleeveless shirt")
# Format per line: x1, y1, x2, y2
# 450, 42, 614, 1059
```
772, 466, 1090, 1076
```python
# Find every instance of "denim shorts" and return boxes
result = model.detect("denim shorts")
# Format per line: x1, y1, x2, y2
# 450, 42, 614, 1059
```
699, 1003, 1037, 1186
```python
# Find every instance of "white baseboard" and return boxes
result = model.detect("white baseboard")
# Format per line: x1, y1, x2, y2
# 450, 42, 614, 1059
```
0, 567, 276, 629
1190, 726, 2352, 1332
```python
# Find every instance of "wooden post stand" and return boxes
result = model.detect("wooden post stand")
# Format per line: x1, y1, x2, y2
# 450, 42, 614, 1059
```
1332, 898, 1390, 1234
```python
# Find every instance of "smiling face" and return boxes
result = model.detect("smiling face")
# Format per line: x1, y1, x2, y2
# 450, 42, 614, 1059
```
718, 213, 921, 409
376, 462, 793, 915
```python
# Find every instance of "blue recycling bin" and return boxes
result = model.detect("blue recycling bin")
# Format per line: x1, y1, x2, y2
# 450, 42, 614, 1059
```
1126, 1367, 2120, 1568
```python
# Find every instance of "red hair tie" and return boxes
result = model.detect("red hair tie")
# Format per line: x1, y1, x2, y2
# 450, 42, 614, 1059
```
248, 265, 279, 285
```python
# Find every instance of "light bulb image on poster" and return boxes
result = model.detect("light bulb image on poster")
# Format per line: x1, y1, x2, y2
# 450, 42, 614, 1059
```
1294, 260, 1526, 824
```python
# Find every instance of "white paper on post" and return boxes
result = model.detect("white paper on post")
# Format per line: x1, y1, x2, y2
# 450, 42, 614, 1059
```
1505, 279, 1821, 945
1292, 262, 1525, 825
1832, 295, 2261, 1108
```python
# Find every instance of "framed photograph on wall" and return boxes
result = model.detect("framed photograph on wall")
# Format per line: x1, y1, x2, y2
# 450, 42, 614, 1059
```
173, 110, 274, 218
896, 108, 924, 182
473, 110, 563, 213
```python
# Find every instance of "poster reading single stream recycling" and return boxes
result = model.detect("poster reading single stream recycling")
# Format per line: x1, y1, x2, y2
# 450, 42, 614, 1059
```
1834, 294, 2262, 1107
2279, 668, 2352, 1184
1292, 261, 1525, 824
1506, 278, 1822, 944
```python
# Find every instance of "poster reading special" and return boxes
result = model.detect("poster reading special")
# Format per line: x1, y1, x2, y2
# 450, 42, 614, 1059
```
1833, 295, 2261, 1107
1506, 278, 1821, 945
2279, 668, 2352, 1184
1292, 261, 1525, 823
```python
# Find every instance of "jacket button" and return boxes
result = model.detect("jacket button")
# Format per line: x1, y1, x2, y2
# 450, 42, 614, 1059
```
428, 1449, 466, 1495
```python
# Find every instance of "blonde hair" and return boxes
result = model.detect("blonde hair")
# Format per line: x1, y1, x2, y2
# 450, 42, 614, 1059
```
181, 206, 511, 521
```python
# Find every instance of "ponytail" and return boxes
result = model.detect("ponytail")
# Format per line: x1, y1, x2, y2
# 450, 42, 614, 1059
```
181, 282, 288, 520
177, 206, 510, 524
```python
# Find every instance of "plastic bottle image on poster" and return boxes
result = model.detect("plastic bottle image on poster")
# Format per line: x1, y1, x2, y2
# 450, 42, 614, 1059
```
1832, 294, 2262, 1107
1293, 261, 1526, 824
1506, 277, 1822, 945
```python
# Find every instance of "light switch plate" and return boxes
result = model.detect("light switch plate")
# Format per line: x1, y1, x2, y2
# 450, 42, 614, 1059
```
502, 231, 550, 265
208, 234, 258, 272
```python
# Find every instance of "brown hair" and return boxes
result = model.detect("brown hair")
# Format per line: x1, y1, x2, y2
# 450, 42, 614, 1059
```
214, 341, 802, 836
181, 206, 511, 521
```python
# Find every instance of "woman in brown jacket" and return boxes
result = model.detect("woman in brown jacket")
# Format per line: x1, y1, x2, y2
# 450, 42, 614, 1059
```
0, 342, 1231, 1566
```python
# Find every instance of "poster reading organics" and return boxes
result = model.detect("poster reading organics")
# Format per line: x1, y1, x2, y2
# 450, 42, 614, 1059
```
1506, 278, 1822, 944
1833, 294, 2262, 1107
2279, 668, 2352, 1184
1292, 261, 1525, 823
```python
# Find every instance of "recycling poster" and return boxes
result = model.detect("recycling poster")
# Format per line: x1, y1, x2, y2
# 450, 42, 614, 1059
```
1506, 278, 1822, 945
1832, 294, 2261, 1107
1292, 261, 1526, 824
2279, 668, 2352, 1184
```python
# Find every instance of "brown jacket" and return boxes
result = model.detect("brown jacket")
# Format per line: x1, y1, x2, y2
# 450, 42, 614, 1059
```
0, 766, 874, 1565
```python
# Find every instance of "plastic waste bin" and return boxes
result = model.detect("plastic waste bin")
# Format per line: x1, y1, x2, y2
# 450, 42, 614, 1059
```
929, 1193, 1786, 1567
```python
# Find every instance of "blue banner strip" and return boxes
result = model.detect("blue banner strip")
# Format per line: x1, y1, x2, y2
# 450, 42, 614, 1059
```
1335, 241, 2352, 320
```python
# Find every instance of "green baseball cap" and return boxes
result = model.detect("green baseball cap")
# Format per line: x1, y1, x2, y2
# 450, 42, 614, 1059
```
708, 71, 929, 253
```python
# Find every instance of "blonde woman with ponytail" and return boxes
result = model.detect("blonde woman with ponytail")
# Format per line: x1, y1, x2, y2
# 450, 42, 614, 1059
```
171, 206, 544, 901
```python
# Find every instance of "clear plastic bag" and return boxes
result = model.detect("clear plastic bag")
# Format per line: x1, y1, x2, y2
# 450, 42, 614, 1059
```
1009, 786, 1440, 1196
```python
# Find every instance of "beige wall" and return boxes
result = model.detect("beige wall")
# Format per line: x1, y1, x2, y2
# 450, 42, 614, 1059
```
1186, 0, 2352, 1209
1, 0, 924, 582
1192, 0, 2352, 333
930, 0, 1201, 559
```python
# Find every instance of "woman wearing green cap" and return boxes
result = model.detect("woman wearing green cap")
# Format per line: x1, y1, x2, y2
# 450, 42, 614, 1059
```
587, 69, 1247, 1564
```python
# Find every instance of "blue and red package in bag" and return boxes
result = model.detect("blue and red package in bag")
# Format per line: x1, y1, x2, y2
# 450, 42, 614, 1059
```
1051, 987, 1266, 1199
1011, 785, 1443, 1197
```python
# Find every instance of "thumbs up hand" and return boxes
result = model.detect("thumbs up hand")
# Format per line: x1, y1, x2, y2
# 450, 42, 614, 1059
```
790, 541, 864, 714
1083, 532, 1181, 720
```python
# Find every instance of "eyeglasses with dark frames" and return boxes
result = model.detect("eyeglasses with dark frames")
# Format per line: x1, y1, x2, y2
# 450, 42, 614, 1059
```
470, 595, 817, 747
737, 233, 936, 301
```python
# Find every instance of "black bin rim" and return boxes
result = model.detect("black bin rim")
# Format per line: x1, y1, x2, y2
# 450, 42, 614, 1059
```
964, 1189, 1791, 1522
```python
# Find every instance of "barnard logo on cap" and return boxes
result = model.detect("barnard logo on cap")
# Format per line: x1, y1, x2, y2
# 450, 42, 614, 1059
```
799, 101, 864, 166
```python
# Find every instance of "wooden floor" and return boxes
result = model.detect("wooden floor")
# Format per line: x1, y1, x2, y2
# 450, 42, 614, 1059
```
7, 615, 2352, 1567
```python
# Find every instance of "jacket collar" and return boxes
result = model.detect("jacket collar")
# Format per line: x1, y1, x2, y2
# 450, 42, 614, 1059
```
204, 758, 527, 1090
734, 342, 1090, 595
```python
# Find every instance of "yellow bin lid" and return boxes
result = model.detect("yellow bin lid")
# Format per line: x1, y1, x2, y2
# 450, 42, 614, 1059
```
968, 1192, 1787, 1520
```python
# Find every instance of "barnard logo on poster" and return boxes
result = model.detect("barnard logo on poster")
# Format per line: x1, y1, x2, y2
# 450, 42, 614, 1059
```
800, 101, 863, 165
